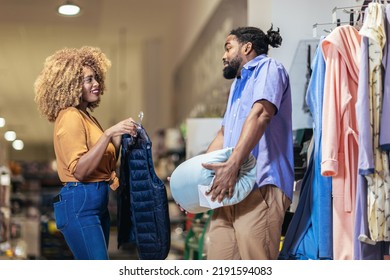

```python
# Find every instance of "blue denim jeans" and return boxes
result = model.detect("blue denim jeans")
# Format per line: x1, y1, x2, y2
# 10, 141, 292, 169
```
53, 181, 110, 260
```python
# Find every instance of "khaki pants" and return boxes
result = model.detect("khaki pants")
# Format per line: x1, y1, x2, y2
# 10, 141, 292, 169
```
206, 185, 291, 260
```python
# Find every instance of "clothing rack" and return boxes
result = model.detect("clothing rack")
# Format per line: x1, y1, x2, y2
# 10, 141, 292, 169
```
334, 0, 389, 11
312, 20, 348, 37
312, 3, 371, 37
333, 0, 389, 15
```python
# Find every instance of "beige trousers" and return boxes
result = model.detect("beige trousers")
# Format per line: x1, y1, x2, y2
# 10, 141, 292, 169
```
206, 185, 291, 260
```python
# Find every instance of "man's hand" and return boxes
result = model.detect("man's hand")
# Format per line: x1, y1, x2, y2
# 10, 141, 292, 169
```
202, 161, 239, 203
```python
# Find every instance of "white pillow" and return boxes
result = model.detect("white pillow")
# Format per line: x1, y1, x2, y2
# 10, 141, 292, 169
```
169, 148, 256, 213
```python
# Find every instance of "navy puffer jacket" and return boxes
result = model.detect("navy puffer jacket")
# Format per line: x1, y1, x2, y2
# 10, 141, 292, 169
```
117, 126, 170, 260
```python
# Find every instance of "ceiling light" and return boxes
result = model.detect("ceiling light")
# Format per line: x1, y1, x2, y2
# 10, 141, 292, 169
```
4, 131, 16, 141
58, 1, 81, 16
12, 140, 24, 151
0, 118, 5, 128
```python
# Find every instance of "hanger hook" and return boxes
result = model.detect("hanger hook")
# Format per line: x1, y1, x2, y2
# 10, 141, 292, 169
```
138, 111, 144, 124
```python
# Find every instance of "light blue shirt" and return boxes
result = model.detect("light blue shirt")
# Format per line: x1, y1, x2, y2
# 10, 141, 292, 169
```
222, 54, 294, 200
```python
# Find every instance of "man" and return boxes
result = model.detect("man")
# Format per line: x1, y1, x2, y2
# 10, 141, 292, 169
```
202, 26, 294, 260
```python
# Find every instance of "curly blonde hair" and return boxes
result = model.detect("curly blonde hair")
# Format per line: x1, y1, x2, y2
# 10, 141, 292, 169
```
34, 46, 111, 122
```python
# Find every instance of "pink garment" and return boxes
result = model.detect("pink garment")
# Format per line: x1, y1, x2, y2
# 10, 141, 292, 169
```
321, 26, 361, 260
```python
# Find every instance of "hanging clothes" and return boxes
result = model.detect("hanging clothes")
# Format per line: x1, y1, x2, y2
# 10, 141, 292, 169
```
279, 149, 315, 260
321, 25, 361, 260
117, 126, 171, 260
357, 1, 390, 243
380, 5, 390, 151
379, 4, 390, 252
354, 33, 379, 259
354, 33, 389, 259
302, 45, 312, 113
354, 3, 390, 259
279, 37, 333, 260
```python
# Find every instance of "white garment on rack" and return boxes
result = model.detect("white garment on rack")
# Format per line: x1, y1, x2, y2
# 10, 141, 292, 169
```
359, 1, 390, 242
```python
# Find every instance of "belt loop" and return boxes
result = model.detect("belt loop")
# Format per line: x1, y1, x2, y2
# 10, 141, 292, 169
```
64, 182, 78, 189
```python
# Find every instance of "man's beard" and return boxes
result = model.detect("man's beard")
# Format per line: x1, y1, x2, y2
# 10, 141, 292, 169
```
223, 56, 242, 79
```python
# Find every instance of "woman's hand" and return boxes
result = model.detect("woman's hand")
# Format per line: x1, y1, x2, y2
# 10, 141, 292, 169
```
106, 117, 138, 138
108, 117, 139, 150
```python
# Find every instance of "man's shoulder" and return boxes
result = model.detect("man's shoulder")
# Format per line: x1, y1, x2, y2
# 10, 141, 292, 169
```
253, 56, 288, 76
258, 55, 284, 67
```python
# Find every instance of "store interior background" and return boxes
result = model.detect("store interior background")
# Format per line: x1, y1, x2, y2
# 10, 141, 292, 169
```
0, 0, 363, 259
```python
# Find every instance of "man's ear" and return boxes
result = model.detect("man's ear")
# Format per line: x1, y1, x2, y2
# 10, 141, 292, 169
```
244, 42, 253, 55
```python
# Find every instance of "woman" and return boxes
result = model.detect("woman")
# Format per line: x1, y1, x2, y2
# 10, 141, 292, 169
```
34, 46, 138, 259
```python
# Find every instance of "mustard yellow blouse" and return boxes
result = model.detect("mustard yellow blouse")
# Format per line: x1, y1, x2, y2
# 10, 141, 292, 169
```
53, 107, 117, 183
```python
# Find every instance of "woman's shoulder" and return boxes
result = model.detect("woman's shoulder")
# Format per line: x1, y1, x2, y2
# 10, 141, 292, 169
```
58, 107, 81, 117
56, 107, 84, 124
54, 107, 86, 134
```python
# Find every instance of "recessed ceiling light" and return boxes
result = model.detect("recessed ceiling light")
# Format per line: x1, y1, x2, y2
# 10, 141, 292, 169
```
12, 140, 24, 151
58, 1, 81, 16
4, 131, 16, 142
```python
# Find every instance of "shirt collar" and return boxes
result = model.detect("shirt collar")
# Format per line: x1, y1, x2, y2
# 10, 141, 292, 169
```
238, 54, 267, 79
243, 54, 267, 70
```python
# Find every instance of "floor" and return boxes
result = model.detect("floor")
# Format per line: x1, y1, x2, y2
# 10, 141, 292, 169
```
108, 228, 186, 260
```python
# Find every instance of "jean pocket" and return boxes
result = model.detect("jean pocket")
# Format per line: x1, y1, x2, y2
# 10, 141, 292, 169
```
53, 201, 68, 230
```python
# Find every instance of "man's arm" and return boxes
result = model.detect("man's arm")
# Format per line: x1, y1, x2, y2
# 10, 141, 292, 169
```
203, 99, 276, 202
229, 99, 276, 170
206, 126, 224, 153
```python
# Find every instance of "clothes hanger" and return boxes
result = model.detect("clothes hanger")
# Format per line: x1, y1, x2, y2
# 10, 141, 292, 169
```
312, 2, 372, 38
312, 20, 349, 37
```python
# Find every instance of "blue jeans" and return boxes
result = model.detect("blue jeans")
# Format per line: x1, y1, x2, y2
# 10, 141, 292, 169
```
53, 181, 110, 260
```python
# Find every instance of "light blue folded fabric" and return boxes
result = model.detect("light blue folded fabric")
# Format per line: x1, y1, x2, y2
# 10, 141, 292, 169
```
169, 147, 257, 213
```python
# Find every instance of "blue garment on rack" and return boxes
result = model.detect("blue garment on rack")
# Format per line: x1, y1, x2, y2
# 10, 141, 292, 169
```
279, 149, 315, 259
117, 126, 170, 260
279, 38, 333, 260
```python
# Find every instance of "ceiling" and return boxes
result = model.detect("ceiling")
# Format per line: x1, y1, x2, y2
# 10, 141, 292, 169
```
0, 0, 190, 161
